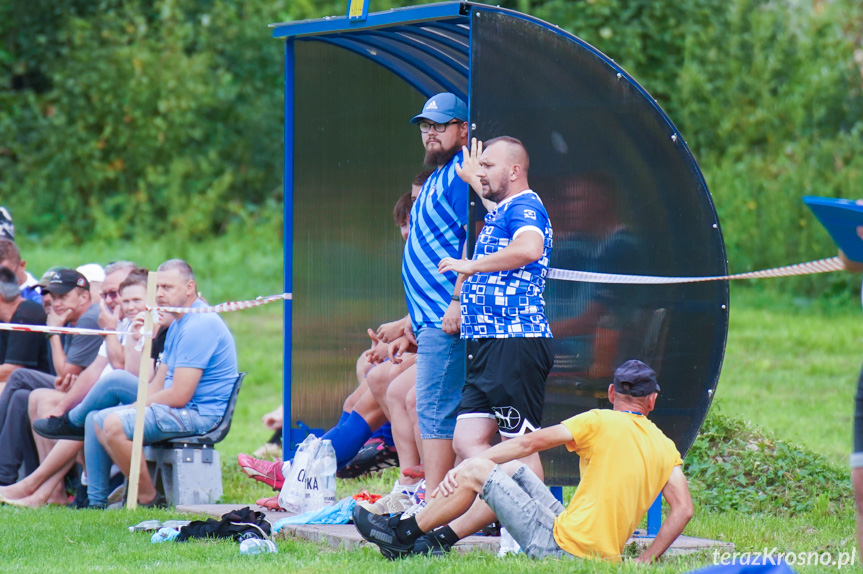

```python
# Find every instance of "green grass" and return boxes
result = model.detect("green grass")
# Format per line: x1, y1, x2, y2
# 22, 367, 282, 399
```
0, 236, 858, 572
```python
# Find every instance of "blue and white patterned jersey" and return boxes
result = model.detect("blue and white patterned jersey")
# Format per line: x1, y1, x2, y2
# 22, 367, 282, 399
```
402, 151, 468, 330
461, 190, 553, 339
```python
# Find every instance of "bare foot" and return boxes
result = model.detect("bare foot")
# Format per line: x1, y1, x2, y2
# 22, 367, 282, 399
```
0, 483, 34, 500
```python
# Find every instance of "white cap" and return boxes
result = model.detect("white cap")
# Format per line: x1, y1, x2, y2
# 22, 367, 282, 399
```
76, 263, 105, 283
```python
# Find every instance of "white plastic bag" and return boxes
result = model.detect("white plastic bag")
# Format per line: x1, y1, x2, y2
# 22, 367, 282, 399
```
278, 434, 321, 513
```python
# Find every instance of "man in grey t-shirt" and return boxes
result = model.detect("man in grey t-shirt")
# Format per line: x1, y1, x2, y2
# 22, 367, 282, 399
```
0, 269, 102, 485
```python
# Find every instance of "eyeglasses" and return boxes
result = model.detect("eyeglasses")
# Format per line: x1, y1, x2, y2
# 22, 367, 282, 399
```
101, 290, 120, 301
418, 120, 460, 133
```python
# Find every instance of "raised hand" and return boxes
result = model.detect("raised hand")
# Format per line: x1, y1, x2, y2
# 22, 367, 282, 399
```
454, 137, 483, 192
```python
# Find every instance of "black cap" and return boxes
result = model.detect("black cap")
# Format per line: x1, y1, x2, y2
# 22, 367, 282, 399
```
613, 360, 660, 397
41, 268, 90, 296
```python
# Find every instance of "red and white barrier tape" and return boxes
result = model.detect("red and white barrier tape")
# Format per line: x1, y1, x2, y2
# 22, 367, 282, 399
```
150, 292, 292, 314
546, 256, 846, 285
0, 323, 132, 337
0, 293, 293, 337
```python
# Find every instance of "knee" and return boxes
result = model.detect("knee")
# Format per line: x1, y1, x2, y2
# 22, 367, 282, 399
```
452, 434, 472, 460
459, 458, 496, 491
98, 413, 125, 444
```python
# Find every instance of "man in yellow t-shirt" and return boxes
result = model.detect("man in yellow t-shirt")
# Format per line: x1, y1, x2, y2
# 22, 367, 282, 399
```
354, 359, 693, 562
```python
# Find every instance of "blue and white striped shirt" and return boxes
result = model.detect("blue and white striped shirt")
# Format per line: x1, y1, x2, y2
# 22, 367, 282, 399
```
402, 151, 468, 330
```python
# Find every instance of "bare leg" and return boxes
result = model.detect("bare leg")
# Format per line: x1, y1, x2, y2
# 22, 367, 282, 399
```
387, 364, 419, 484
0, 440, 82, 505
416, 458, 497, 533
345, 352, 376, 412
406, 387, 422, 457
422, 439, 455, 495
29, 388, 63, 463
98, 413, 157, 505
448, 419, 544, 538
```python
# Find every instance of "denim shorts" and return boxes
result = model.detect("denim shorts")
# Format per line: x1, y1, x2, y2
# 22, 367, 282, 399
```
415, 326, 466, 440
95, 403, 220, 443
481, 464, 575, 560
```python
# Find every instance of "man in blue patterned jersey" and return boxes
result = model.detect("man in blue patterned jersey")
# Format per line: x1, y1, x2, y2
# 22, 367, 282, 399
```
402, 93, 470, 496
428, 136, 554, 551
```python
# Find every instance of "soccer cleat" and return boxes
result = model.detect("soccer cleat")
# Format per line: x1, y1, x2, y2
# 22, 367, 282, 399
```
237, 453, 287, 490
352, 506, 414, 559
255, 495, 285, 511
402, 464, 424, 480
33, 413, 85, 441
337, 439, 398, 479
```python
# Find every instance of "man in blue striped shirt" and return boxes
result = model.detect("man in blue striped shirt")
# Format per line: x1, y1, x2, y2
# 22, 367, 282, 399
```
402, 93, 469, 497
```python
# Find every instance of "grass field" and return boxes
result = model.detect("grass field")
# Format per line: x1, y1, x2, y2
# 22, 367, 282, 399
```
0, 236, 857, 572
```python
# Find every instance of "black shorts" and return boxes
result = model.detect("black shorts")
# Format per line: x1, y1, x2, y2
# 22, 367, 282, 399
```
458, 337, 554, 437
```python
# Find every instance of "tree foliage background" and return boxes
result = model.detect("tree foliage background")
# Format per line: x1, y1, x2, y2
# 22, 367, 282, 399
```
1, 0, 862, 292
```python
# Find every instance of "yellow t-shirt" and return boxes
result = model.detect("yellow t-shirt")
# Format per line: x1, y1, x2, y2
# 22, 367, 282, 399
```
552, 409, 683, 562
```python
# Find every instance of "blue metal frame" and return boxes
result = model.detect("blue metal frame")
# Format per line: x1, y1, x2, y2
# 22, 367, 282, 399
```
271, 3, 467, 38
281, 38, 294, 454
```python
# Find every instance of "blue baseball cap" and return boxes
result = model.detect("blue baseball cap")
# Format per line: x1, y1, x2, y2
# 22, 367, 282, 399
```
410, 92, 468, 124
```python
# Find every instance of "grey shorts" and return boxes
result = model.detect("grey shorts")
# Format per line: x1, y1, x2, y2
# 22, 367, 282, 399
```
481, 464, 575, 560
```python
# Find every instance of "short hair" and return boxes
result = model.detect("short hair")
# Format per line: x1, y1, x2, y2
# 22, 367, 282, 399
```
157, 259, 195, 282
0, 266, 20, 303
412, 169, 435, 188
0, 239, 21, 267
119, 268, 149, 293
105, 260, 138, 276
393, 192, 413, 227
484, 135, 530, 174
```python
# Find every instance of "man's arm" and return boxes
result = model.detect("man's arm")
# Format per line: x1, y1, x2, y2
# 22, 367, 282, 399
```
439, 231, 543, 277
145, 366, 202, 408
442, 240, 469, 335
47, 355, 109, 416
47, 333, 86, 378
634, 466, 694, 564
839, 250, 863, 272
437, 424, 573, 495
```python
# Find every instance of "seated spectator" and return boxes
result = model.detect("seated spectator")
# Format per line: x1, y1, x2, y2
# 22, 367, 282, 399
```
0, 238, 41, 304
87, 259, 238, 507
0, 268, 102, 486
5, 271, 169, 507
354, 360, 694, 563
0, 266, 50, 386
76, 263, 105, 302
26, 262, 136, 469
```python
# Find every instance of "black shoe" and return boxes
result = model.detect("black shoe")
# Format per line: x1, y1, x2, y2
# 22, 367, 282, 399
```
352, 506, 413, 559
33, 413, 84, 441
412, 531, 454, 556
338, 440, 399, 479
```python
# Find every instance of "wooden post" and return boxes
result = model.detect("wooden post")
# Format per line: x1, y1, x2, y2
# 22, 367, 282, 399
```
126, 271, 158, 510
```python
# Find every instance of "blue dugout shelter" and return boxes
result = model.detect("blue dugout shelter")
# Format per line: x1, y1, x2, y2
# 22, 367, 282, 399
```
272, 1, 728, 487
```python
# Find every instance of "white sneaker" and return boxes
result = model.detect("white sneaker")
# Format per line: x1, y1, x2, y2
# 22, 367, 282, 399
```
391, 480, 419, 497
357, 492, 414, 515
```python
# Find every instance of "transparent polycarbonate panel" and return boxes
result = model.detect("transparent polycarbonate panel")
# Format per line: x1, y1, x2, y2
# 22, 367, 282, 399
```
291, 41, 427, 429
470, 10, 728, 485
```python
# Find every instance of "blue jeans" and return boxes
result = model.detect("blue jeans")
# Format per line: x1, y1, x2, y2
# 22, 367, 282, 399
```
83, 378, 220, 507
69, 369, 139, 427
415, 326, 465, 440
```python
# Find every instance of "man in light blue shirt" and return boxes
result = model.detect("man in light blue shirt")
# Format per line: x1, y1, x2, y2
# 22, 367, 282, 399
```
88, 259, 237, 507
401, 93, 470, 497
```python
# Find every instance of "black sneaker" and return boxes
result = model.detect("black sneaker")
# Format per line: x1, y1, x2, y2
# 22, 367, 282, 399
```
352, 506, 413, 559
33, 412, 84, 441
412, 531, 454, 556
338, 440, 399, 479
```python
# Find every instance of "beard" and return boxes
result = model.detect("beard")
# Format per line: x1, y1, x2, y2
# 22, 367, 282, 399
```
483, 179, 510, 204
424, 140, 461, 167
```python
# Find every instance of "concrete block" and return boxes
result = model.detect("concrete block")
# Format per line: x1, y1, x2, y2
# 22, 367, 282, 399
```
145, 446, 223, 506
